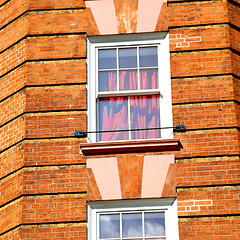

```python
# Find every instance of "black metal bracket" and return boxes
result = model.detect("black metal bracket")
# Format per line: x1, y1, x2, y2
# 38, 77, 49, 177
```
175, 125, 186, 132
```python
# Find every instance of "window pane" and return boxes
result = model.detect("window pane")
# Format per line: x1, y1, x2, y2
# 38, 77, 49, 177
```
144, 212, 165, 237
99, 214, 120, 239
123, 239, 143, 240
98, 71, 117, 92
98, 49, 117, 70
119, 70, 138, 90
130, 95, 160, 139
145, 238, 166, 240
119, 48, 137, 69
122, 213, 143, 238
139, 47, 158, 67
140, 69, 158, 90
99, 97, 128, 141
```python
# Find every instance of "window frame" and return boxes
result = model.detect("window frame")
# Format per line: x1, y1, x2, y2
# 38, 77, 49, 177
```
88, 198, 179, 240
87, 33, 173, 143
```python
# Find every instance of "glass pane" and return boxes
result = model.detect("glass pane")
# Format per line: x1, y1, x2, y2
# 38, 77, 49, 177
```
140, 69, 158, 90
98, 71, 117, 92
139, 47, 158, 67
122, 213, 143, 238
98, 49, 117, 70
119, 70, 138, 90
123, 239, 143, 240
99, 97, 128, 141
130, 95, 160, 140
146, 238, 166, 240
119, 48, 137, 69
99, 214, 120, 239
144, 212, 165, 237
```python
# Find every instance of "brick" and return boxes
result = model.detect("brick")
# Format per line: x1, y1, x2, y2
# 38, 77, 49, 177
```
22, 194, 86, 224
0, 227, 22, 240
0, 0, 28, 29
0, 36, 86, 76
0, 65, 27, 101
171, 75, 236, 104
25, 85, 86, 112
117, 155, 144, 199
24, 138, 86, 166
0, 10, 87, 53
114, 0, 139, 34
0, 138, 86, 180
28, 0, 85, 10
0, 165, 86, 205
168, 1, 229, 27
0, 117, 25, 152
176, 157, 240, 187
25, 111, 86, 139
179, 216, 240, 238
175, 128, 240, 158
177, 186, 240, 216
0, 198, 22, 234
20, 223, 86, 240
28, 10, 86, 35
230, 27, 240, 52
170, 25, 231, 52
26, 60, 86, 85
0, 194, 87, 234
170, 50, 233, 78
0, 0, 85, 29
162, 164, 177, 197
172, 101, 239, 130
86, 8, 100, 36
155, 2, 168, 32
0, 40, 28, 77
228, 1, 240, 28
87, 168, 102, 201
0, 91, 26, 126
0, 59, 86, 102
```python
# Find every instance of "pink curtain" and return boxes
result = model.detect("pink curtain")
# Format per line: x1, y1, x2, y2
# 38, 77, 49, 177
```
99, 69, 160, 141
108, 72, 116, 91
130, 95, 160, 139
140, 69, 158, 89
99, 97, 128, 141
119, 70, 137, 90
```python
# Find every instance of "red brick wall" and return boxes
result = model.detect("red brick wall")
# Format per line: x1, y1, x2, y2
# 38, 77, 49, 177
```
0, 0, 87, 238
168, 0, 240, 238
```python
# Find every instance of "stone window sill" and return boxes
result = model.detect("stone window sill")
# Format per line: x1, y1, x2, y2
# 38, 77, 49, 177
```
80, 139, 182, 155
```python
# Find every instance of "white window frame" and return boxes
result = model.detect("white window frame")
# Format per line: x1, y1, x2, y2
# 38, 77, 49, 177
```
87, 33, 173, 143
88, 198, 179, 240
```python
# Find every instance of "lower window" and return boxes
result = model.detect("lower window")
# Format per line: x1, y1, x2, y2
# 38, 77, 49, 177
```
88, 199, 179, 240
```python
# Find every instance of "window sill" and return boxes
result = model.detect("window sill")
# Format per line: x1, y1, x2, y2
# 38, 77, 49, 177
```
80, 139, 182, 155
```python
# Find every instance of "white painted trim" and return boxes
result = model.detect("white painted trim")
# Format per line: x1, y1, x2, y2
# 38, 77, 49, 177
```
88, 198, 179, 240
87, 33, 173, 143
158, 34, 173, 139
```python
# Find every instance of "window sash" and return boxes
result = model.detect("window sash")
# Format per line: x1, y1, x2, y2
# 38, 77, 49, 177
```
97, 210, 166, 240
97, 45, 160, 94
97, 95, 161, 142
96, 45, 161, 142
